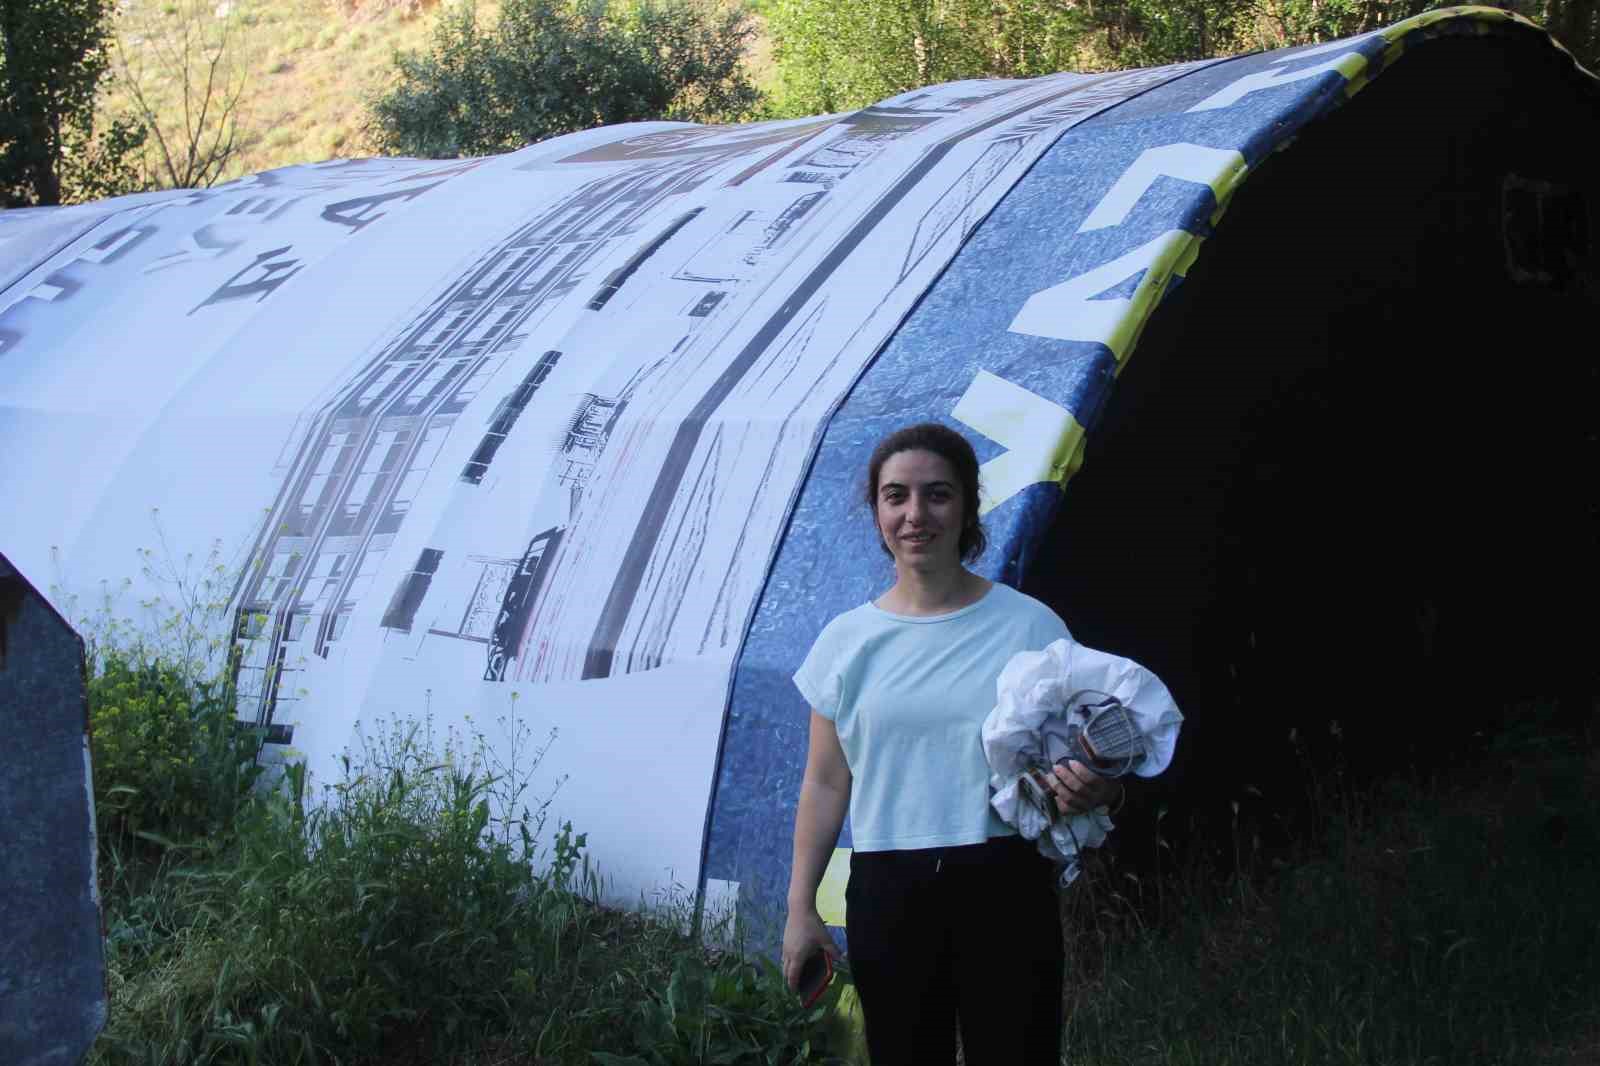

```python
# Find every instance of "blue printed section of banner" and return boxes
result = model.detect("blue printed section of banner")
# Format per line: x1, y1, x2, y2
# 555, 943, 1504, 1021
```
698, 6, 1570, 945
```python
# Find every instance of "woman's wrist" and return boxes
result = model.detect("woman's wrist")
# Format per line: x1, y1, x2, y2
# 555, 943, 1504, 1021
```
786, 889, 820, 915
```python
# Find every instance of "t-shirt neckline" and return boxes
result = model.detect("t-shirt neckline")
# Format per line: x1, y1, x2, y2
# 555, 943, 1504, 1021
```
867, 582, 999, 624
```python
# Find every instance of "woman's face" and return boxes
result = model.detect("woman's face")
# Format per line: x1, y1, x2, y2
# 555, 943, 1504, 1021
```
875, 448, 966, 572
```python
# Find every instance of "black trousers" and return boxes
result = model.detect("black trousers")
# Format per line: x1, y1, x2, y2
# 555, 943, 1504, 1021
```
845, 834, 1064, 1066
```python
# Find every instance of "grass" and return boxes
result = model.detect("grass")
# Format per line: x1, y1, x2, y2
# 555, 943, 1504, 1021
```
1057, 703, 1600, 1066
74, 541, 852, 1064
90, 665, 854, 1064
72, 543, 1597, 1064
90, 702, 855, 1065
89, 653, 1597, 1065
100, 0, 447, 185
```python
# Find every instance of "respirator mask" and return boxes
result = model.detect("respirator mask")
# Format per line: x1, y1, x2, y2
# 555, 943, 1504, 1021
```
1016, 691, 1148, 827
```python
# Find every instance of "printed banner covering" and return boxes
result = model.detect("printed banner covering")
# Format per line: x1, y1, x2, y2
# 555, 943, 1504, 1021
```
1, 63, 1205, 904
0, 7, 1583, 920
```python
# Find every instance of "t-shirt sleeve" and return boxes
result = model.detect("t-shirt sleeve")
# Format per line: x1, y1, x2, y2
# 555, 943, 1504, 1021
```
793, 623, 842, 720
1029, 594, 1072, 646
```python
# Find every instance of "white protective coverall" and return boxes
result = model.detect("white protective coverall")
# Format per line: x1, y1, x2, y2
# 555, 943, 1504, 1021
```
983, 638, 1184, 883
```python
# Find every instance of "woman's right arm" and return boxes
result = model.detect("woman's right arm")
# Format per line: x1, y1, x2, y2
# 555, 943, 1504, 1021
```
782, 709, 852, 990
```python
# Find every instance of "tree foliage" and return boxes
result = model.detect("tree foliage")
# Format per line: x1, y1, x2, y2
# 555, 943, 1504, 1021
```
0, 0, 147, 206
765, 0, 1083, 115
766, 0, 1600, 117
369, 0, 762, 158
1530, 0, 1600, 70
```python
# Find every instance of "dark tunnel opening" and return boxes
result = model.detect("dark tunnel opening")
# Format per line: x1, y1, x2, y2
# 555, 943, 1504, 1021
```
1022, 32, 1599, 867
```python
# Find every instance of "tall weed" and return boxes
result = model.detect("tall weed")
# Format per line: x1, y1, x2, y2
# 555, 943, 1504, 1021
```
76, 538, 848, 1064
92, 710, 849, 1065
96, 715, 561, 1063
59, 533, 263, 852
89, 650, 264, 851
1059, 702, 1600, 1066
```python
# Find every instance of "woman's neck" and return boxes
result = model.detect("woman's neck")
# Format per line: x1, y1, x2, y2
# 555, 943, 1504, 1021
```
877, 564, 991, 617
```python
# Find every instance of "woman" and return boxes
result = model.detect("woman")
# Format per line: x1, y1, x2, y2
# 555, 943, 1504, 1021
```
781, 422, 1121, 1065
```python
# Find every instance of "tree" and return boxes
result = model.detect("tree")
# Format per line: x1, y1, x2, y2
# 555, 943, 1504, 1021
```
0, 0, 146, 207
1070, 0, 1255, 68
765, 0, 1083, 116
766, 0, 1597, 116
369, 0, 763, 159
113, 0, 252, 190
1517, 0, 1598, 71
58, 112, 149, 203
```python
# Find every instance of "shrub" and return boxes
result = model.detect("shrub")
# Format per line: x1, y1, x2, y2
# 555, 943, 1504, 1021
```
368, 0, 763, 158
76, 538, 849, 1064
72, 535, 265, 855
88, 648, 264, 852
97, 716, 558, 1062
93, 711, 850, 1065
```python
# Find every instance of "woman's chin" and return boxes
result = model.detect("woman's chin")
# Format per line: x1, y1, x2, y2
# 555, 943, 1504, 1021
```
894, 546, 958, 571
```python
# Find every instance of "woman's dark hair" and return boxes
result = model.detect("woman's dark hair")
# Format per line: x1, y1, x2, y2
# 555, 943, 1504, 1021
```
864, 422, 987, 562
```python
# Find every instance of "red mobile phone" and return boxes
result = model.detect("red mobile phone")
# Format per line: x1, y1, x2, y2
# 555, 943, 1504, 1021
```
796, 950, 834, 1008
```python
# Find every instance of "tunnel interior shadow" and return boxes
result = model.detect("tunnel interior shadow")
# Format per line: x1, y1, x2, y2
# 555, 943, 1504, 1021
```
1023, 33, 1599, 864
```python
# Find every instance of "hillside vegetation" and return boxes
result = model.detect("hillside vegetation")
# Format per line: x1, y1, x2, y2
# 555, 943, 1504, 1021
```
102, 0, 448, 184
97, 0, 777, 184
71, 0, 1600, 192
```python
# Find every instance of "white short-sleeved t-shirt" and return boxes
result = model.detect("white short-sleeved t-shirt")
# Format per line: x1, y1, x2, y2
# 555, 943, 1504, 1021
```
793, 582, 1070, 853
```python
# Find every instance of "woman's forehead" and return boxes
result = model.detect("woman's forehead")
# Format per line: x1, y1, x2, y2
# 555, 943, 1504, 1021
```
879, 448, 958, 484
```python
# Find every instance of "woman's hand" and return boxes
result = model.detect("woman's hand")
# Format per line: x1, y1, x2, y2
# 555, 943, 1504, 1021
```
781, 907, 840, 993
1048, 760, 1121, 815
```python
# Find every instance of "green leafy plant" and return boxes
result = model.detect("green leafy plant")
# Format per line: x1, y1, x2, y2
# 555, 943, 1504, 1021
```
368, 0, 762, 158
0, 0, 151, 205
96, 714, 560, 1062
88, 649, 265, 850
763, 0, 1599, 119
591, 951, 848, 1065
68, 533, 267, 858
73, 532, 849, 1064
92, 706, 852, 1065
